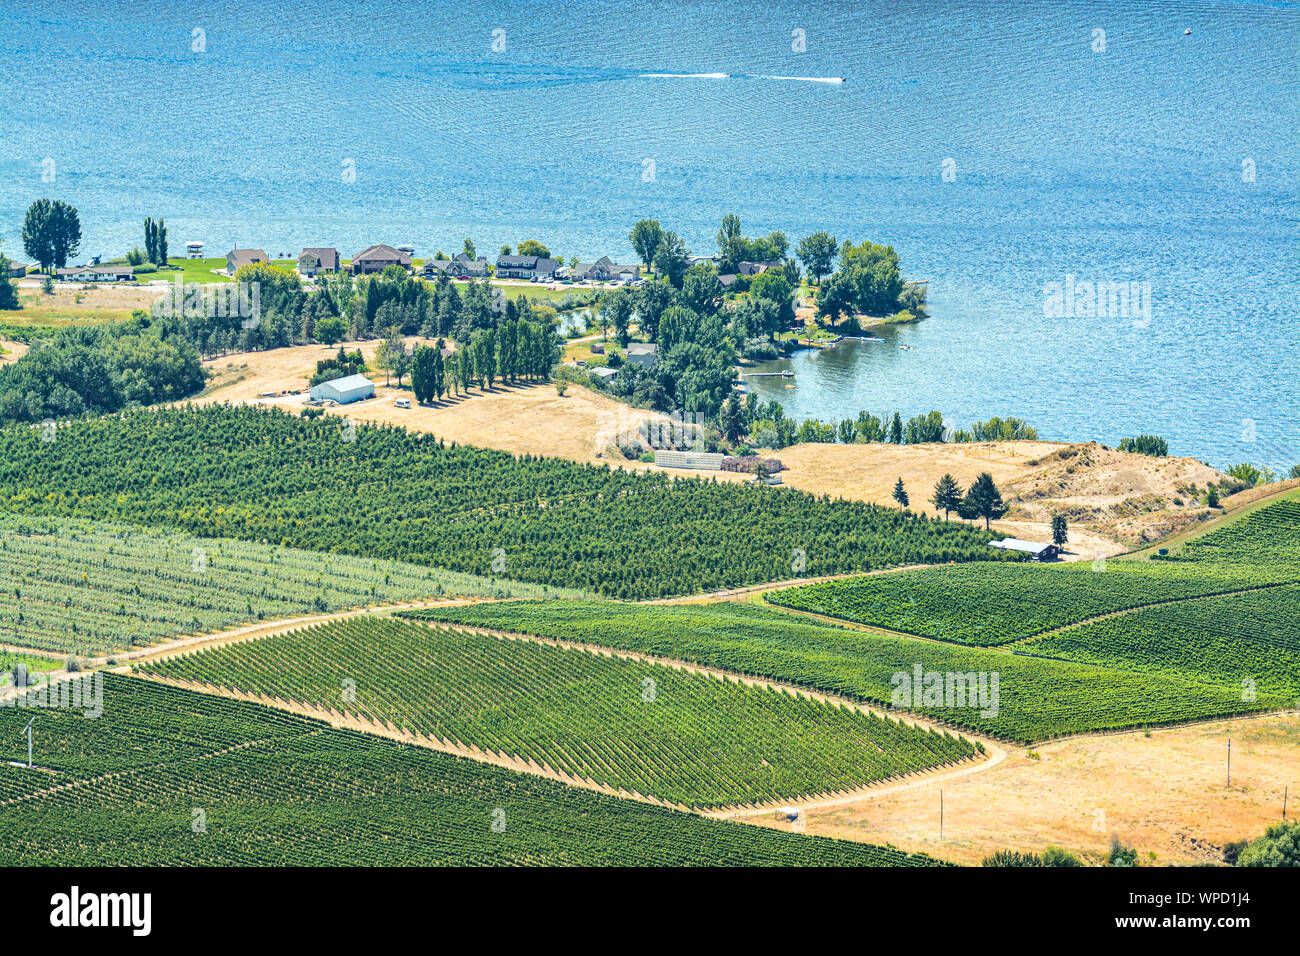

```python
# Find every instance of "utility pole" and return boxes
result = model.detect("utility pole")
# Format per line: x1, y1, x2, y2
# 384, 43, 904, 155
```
1284, 785, 1288, 820
1226, 737, 1231, 787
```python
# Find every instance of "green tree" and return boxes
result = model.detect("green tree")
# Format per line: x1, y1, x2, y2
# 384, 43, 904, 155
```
629, 219, 666, 272
652, 230, 689, 288
888, 411, 903, 445
463, 238, 476, 259
410, 344, 436, 403
750, 270, 795, 326
1226, 462, 1262, 488
1237, 820, 1300, 867
22, 199, 82, 272
680, 264, 724, 317
517, 239, 550, 258
603, 288, 634, 347
0, 254, 20, 310
635, 279, 673, 342
716, 213, 745, 272
316, 315, 347, 347
1051, 514, 1068, 547
1206, 486, 1221, 508
962, 472, 1008, 530
892, 477, 909, 509
796, 231, 838, 284
930, 474, 963, 520
720, 394, 744, 443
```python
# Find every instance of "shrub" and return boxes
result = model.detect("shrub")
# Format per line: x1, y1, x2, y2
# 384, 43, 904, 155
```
1119, 435, 1169, 457
1236, 820, 1300, 867
982, 850, 1044, 867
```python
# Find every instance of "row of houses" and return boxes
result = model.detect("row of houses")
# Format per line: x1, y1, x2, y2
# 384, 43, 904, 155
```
225, 245, 643, 284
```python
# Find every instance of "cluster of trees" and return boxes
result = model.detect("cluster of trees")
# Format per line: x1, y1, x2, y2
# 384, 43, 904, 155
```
0, 313, 204, 423
408, 319, 560, 403
731, 400, 1038, 452
133, 217, 169, 268
815, 240, 925, 322
21, 199, 82, 273
926, 472, 1009, 529
1118, 434, 1168, 457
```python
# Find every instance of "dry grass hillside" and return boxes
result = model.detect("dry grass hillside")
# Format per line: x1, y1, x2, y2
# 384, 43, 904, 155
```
774, 440, 1234, 552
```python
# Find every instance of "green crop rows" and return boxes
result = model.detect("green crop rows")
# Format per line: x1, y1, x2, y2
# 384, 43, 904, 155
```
0, 675, 942, 866
403, 601, 1281, 744
1019, 583, 1300, 698
765, 497, 1300, 645
140, 617, 978, 808
0, 405, 1016, 600
0, 512, 581, 655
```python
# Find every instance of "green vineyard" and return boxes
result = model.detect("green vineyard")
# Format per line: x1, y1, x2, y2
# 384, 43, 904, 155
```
0, 512, 580, 655
404, 601, 1283, 744
1018, 583, 1300, 698
0, 405, 1015, 600
139, 617, 979, 807
0, 675, 942, 866
766, 495, 1300, 645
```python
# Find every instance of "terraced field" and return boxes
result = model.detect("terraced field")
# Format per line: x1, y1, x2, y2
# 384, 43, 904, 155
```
138, 617, 978, 807
765, 496, 1300, 645
0, 512, 579, 655
405, 601, 1282, 744
0, 675, 941, 866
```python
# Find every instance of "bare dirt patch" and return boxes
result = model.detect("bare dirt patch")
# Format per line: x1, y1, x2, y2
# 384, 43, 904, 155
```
0, 340, 28, 365
737, 713, 1299, 866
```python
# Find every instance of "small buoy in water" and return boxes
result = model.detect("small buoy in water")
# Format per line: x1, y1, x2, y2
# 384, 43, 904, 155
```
1184, 28, 1192, 35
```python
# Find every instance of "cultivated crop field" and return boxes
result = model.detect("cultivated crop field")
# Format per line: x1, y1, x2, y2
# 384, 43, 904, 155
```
139, 617, 979, 807
0, 512, 576, 655
765, 497, 1300, 645
1018, 583, 1300, 698
0, 405, 1016, 600
0, 675, 941, 866
404, 602, 1282, 744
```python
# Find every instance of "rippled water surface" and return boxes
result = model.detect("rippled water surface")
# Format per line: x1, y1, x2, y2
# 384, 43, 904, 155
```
2, 0, 1296, 466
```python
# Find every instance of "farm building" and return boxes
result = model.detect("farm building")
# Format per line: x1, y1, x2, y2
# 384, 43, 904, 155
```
589, 366, 618, 381
654, 450, 726, 471
7, 260, 28, 277
309, 374, 375, 405
987, 538, 1059, 561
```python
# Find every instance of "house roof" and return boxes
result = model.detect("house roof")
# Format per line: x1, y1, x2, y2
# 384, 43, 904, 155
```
497, 255, 560, 273
590, 366, 619, 379
299, 247, 339, 269
318, 374, 374, 393
737, 260, 782, 276
88, 265, 134, 275
353, 244, 411, 265
627, 343, 657, 356
988, 538, 1055, 555
227, 249, 268, 268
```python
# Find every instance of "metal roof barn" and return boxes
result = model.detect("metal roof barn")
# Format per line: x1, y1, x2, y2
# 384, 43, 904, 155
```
309, 374, 375, 405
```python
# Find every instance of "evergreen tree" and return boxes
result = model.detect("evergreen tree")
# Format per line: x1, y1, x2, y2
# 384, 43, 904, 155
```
962, 472, 1008, 530
892, 477, 909, 509
1051, 514, 1068, 547
889, 411, 903, 444
930, 473, 963, 520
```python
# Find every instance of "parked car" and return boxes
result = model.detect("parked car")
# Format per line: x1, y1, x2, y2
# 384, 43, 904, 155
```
394, 398, 411, 409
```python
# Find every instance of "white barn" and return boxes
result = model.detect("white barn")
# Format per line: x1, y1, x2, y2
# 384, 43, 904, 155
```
309, 374, 375, 405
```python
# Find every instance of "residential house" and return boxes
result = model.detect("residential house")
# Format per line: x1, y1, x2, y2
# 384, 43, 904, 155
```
298, 247, 340, 277
737, 260, 783, 277
6, 261, 27, 278
495, 254, 562, 280
626, 342, 657, 368
987, 538, 1060, 561
570, 256, 639, 284
351, 244, 412, 275
56, 265, 134, 283
226, 249, 268, 275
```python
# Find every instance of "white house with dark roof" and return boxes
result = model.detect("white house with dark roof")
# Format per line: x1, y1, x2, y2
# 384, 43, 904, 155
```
626, 342, 658, 367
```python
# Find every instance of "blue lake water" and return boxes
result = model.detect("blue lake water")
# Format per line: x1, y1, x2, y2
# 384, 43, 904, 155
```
2, 0, 1297, 469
